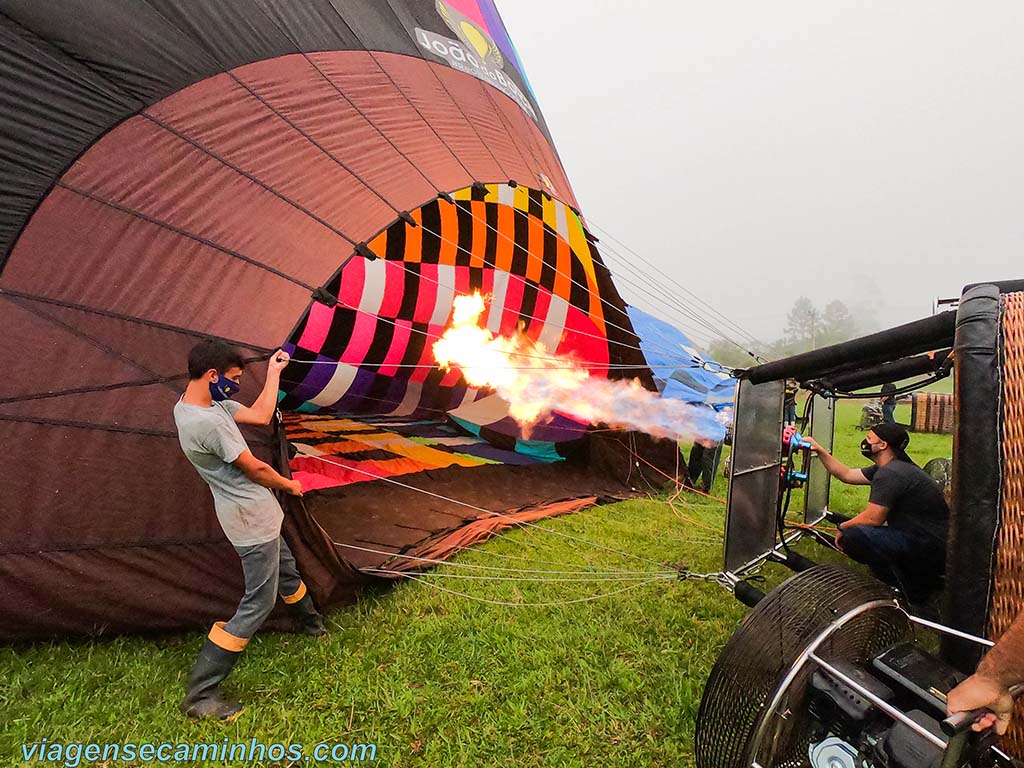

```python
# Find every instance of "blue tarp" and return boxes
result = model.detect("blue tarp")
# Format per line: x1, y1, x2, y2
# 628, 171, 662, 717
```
627, 306, 737, 412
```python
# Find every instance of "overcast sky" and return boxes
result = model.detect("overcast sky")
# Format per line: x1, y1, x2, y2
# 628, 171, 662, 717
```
497, 1, 1020, 354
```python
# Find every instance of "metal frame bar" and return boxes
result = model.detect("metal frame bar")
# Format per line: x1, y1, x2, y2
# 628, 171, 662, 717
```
804, 393, 835, 523
732, 462, 782, 478
907, 612, 995, 648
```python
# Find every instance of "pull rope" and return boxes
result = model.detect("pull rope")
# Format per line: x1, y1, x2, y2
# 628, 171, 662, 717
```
330, 541, 671, 576
292, 447, 670, 570
396, 573, 673, 608
365, 568, 678, 583
589, 222, 768, 362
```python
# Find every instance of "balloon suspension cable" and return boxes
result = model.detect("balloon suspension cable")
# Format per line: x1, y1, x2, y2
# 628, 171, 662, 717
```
362, 568, 679, 584
591, 245, 751, 357
329, 541, 677, 577
284, 357, 717, 373
392, 574, 676, 608
587, 222, 769, 363
591, 220, 766, 349
615, 436, 728, 504
292, 447, 671, 571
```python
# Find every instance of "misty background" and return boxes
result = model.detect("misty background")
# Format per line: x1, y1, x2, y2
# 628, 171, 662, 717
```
497, 1, 1020, 362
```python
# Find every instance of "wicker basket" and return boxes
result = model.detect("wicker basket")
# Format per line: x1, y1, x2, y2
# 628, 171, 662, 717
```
988, 291, 1024, 754
910, 391, 955, 434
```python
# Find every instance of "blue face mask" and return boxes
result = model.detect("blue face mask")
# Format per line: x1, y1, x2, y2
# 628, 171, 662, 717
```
210, 374, 241, 402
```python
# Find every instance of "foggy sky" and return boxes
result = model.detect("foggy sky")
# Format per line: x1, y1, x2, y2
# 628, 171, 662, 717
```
497, 1, 1020, 354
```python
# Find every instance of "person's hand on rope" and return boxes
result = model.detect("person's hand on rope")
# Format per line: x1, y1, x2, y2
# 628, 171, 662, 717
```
946, 673, 1014, 735
268, 349, 291, 376
284, 479, 304, 498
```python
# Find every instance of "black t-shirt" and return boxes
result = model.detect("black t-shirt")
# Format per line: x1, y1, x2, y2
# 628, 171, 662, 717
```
861, 461, 949, 544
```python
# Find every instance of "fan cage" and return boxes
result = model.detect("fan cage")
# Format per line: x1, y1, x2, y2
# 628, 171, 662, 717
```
696, 565, 910, 768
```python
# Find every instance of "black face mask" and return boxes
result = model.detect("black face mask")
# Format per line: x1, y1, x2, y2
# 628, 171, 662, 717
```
860, 439, 877, 459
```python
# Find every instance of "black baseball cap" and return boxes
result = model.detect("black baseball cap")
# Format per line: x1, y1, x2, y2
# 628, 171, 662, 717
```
870, 423, 914, 464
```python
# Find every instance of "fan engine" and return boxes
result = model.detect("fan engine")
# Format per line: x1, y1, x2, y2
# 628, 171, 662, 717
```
696, 565, 1012, 768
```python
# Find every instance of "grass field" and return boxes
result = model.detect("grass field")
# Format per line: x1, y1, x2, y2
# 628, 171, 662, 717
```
1, 401, 952, 767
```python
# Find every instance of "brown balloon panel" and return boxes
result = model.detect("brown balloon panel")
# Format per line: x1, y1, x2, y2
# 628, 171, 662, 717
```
0, 25, 650, 638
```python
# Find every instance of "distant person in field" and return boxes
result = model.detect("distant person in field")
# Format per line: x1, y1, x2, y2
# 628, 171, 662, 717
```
685, 402, 724, 494
880, 382, 898, 424
783, 380, 799, 426
173, 341, 324, 720
807, 423, 949, 605
687, 439, 723, 494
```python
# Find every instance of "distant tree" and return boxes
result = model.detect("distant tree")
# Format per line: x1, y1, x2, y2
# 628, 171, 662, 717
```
784, 296, 822, 351
767, 338, 803, 359
706, 339, 758, 369
821, 300, 858, 346
702, 297, 862, 367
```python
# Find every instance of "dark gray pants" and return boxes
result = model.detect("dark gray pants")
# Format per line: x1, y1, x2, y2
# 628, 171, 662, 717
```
687, 442, 723, 492
840, 525, 945, 604
221, 535, 305, 641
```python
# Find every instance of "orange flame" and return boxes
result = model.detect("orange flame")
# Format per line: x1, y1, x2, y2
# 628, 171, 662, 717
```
433, 293, 730, 444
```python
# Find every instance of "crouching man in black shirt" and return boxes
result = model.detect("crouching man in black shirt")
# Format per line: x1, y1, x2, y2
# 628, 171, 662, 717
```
808, 423, 949, 604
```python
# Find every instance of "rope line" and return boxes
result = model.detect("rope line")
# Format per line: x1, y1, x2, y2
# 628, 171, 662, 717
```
140, 111, 357, 246
365, 568, 678, 583
596, 246, 742, 350
424, 538, 658, 572
589, 222, 768, 359
331, 541, 671, 576
288, 358, 715, 372
0, 288, 274, 353
293, 447, 669, 569
56, 181, 316, 291
614, 435, 729, 504
596, 252, 726, 349
398, 573, 672, 608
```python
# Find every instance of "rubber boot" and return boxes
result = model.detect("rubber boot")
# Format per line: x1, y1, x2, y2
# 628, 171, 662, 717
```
289, 594, 327, 636
180, 639, 244, 720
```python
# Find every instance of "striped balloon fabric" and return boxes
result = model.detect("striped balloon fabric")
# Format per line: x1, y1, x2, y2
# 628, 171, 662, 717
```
279, 182, 611, 449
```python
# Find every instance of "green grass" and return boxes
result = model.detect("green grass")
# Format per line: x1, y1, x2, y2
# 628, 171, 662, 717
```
0, 401, 951, 767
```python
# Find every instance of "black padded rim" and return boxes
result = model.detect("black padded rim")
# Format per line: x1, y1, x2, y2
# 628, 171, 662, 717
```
942, 284, 1003, 672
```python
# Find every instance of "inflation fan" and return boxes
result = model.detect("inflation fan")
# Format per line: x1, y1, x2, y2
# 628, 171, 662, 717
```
696, 565, 1014, 768
696, 282, 1024, 768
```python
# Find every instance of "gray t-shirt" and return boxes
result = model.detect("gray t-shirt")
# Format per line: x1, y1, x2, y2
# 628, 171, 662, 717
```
173, 396, 283, 546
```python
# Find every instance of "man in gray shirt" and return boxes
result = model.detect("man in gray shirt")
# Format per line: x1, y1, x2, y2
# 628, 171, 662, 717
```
173, 340, 324, 720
